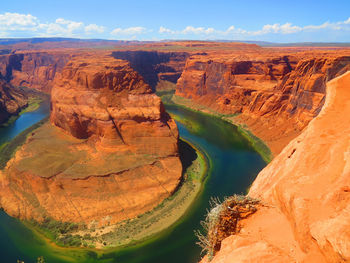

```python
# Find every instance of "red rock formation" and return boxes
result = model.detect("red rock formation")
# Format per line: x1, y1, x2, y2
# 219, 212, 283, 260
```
0, 51, 71, 93
176, 52, 350, 155
0, 55, 182, 226
201, 70, 350, 263
0, 79, 27, 124
112, 51, 189, 89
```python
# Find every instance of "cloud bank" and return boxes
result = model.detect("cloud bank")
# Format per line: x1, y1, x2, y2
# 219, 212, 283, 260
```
0, 12, 349, 41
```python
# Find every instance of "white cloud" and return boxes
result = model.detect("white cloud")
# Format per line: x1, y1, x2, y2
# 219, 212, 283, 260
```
158, 17, 350, 39
0, 12, 38, 27
159, 26, 174, 34
110, 26, 148, 35
0, 12, 39, 31
0, 12, 105, 37
85, 24, 105, 34
182, 26, 215, 35
0, 11, 349, 41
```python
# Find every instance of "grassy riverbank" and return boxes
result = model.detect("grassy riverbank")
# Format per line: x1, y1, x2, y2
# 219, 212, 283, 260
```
158, 90, 272, 163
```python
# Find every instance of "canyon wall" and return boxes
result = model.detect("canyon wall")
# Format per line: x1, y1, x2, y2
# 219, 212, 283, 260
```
0, 51, 71, 93
176, 53, 350, 155
112, 51, 189, 89
0, 79, 27, 124
0, 55, 182, 226
201, 71, 350, 263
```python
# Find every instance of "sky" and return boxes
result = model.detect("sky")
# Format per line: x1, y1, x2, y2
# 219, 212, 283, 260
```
0, 0, 349, 42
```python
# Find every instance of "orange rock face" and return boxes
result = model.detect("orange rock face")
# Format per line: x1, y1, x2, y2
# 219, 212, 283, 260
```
112, 51, 189, 88
0, 55, 182, 226
176, 51, 350, 155
0, 79, 27, 124
0, 51, 71, 92
201, 71, 350, 263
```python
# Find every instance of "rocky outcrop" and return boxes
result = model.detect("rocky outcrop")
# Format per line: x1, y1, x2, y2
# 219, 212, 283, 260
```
176, 53, 350, 155
0, 51, 71, 92
0, 79, 27, 124
201, 71, 350, 263
0, 55, 182, 226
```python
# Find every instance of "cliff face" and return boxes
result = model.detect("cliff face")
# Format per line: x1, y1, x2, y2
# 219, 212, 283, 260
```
0, 55, 182, 226
0, 79, 27, 124
176, 54, 350, 155
112, 51, 189, 89
201, 71, 350, 263
0, 51, 70, 93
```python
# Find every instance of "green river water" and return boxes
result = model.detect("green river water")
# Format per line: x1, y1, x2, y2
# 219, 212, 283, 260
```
0, 101, 266, 263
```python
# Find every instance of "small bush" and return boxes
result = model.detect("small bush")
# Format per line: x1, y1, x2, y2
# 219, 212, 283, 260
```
195, 195, 259, 260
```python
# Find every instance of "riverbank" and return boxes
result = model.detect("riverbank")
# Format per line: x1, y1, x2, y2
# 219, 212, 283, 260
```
0, 87, 47, 128
159, 90, 272, 163
19, 136, 208, 251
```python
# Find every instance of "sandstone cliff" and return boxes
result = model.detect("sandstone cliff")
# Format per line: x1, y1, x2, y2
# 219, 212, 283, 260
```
112, 51, 189, 89
0, 79, 27, 124
0, 55, 182, 226
176, 52, 350, 155
0, 51, 71, 93
201, 71, 350, 263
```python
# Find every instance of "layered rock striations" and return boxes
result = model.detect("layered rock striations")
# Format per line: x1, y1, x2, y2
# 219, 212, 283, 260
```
176, 52, 350, 155
201, 71, 350, 263
0, 51, 71, 93
0, 55, 182, 226
112, 51, 189, 89
0, 79, 27, 124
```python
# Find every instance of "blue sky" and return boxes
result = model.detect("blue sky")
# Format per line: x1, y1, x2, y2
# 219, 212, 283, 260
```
1, 0, 349, 42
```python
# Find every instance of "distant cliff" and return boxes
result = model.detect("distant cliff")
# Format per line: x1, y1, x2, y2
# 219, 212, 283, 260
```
176, 53, 350, 155
0, 51, 70, 92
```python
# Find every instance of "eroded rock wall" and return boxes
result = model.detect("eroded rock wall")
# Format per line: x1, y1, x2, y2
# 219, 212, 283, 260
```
176, 54, 350, 154
0, 79, 27, 124
0, 51, 71, 92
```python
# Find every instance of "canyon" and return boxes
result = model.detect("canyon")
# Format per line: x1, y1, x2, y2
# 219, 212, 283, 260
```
0, 40, 349, 262
0, 53, 182, 226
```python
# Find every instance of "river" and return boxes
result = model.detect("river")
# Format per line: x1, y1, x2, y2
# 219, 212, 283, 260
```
0, 101, 266, 263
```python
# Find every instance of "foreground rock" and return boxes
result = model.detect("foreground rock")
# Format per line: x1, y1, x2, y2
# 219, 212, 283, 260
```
0, 55, 182, 226
201, 71, 350, 263
0, 79, 27, 124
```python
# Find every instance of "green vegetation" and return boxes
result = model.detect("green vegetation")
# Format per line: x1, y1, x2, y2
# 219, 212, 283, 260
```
0, 117, 48, 169
236, 125, 272, 163
19, 97, 42, 115
17, 256, 46, 263
36, 256, 46, 263
27, 217, 87, 248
